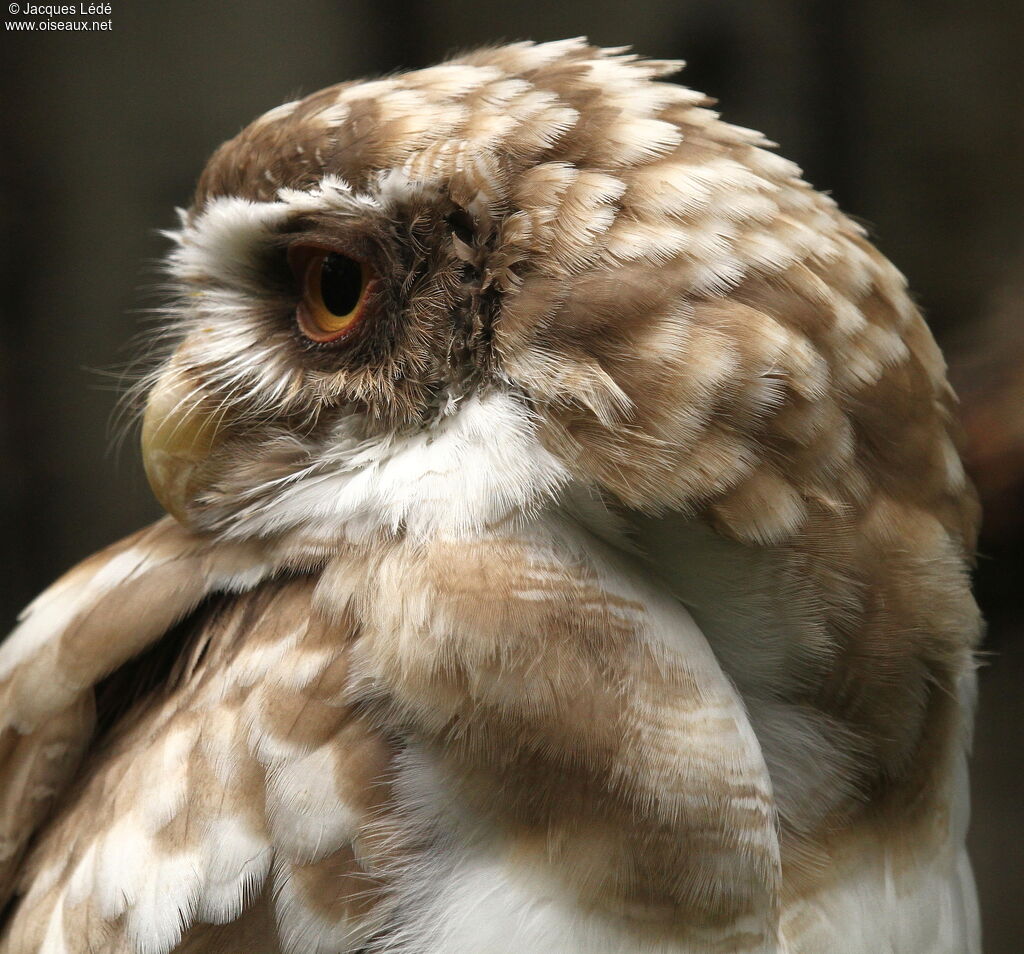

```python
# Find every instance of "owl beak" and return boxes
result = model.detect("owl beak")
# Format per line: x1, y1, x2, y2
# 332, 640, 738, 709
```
141, 358, 224, 526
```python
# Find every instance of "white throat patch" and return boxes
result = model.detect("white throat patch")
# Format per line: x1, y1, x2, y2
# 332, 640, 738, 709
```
222, 391, 571, 542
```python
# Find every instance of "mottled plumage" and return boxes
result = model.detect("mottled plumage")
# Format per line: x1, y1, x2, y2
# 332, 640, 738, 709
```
0, 39, 980, 954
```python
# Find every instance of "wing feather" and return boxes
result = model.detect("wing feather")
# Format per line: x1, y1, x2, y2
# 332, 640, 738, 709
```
0, 518, 273, 907
1, 564, 391, 954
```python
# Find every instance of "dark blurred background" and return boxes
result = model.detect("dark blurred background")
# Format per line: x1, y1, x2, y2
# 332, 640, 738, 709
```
2, 1, 1021, 948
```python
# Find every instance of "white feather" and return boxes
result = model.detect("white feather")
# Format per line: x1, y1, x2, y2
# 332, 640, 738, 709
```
225, 391, 571, 542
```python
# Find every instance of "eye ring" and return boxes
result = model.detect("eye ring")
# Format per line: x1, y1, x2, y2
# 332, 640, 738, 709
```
288, 244, 377, 344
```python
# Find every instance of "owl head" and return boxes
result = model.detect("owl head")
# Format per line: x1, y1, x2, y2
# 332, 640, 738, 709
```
141, 38, 972, 549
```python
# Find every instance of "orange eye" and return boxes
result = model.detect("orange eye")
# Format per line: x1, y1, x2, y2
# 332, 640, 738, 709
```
288, 245, 375, 343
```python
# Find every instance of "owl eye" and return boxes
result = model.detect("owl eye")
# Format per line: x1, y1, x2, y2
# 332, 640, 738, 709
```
288, 245, 375, 343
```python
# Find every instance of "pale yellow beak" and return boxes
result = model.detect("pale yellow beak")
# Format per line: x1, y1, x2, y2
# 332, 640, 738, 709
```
141, 358, 225, 526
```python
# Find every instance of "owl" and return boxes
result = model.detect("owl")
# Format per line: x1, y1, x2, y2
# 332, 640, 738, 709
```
0, 39, 981, 954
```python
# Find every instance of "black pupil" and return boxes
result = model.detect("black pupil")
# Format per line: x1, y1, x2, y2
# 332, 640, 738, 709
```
320, 253, 363, 316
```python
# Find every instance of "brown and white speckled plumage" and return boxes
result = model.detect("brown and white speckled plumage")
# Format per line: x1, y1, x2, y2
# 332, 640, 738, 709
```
0, 39, 981, 954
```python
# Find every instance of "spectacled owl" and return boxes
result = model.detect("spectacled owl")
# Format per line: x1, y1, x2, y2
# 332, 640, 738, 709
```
0, 39, 982, 954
